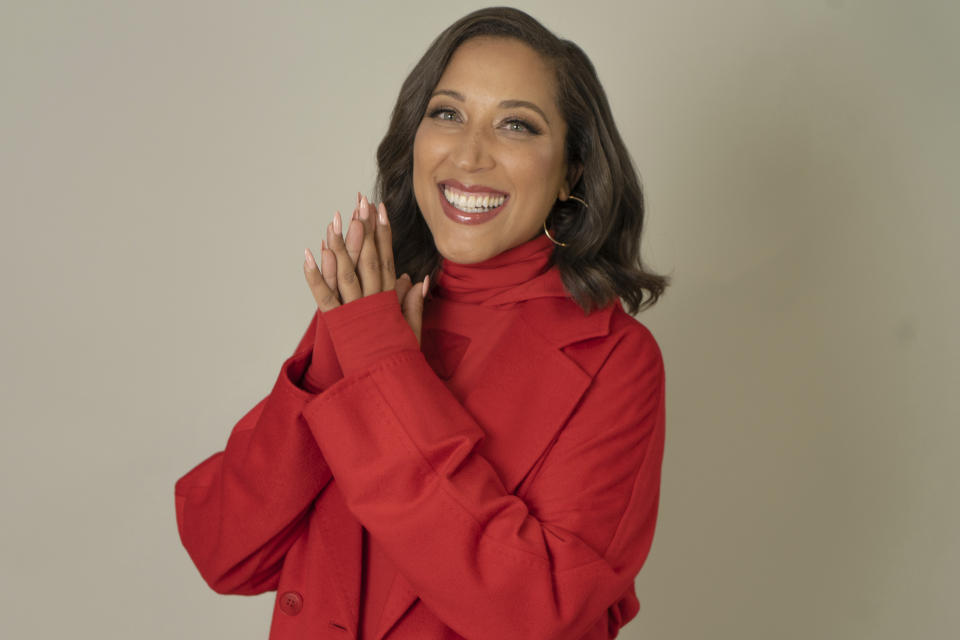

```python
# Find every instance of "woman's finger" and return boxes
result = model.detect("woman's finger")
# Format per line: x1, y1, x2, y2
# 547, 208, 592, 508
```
303, 248, 340, 312
320, 238, 337, 294
345, 205, 363, 267
329, 210, 363, 303
374, 201, 396, 291
395, 272, 412, 305
355, 195, 382, 296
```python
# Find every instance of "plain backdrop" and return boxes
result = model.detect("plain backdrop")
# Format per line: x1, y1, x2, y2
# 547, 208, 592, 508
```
1, 1, 957, 638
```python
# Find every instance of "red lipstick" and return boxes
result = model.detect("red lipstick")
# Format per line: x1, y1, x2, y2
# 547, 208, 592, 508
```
439, 179, 509, 196
437, 180, 509, 225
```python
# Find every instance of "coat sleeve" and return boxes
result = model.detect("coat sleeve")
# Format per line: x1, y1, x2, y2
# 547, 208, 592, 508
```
174, 310, 343, 595
307, 291, 666, 640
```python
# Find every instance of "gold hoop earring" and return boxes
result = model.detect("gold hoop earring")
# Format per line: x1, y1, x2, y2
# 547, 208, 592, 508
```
567, 195, 588, 208
543, 220, 568, 247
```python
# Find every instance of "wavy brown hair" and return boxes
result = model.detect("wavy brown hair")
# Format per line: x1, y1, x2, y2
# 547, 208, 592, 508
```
375, 6, 668, 314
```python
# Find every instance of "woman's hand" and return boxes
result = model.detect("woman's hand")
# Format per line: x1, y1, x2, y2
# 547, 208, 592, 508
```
303, 194, 429, 345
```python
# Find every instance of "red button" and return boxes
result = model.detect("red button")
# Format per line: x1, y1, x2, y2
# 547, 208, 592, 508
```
278, 591, 303, 616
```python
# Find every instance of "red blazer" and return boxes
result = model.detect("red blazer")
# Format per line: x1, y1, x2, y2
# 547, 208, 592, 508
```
176, 287, 665, 640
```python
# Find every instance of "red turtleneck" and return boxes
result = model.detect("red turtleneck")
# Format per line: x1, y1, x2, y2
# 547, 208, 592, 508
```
431, 232, 565, 305
175, 233, 665, 640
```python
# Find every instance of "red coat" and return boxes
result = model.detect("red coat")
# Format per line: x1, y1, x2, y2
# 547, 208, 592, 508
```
175, 242, 665, 640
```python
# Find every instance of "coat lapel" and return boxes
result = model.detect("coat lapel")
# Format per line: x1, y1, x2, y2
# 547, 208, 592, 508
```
461, 306, 596, 492
374, 297, 615, 639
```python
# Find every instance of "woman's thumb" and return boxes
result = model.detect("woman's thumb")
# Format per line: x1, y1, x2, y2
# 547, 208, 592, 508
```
402, 275, 428, 346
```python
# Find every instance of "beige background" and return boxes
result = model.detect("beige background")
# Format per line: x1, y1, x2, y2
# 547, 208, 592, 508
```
1, 0, 957, 638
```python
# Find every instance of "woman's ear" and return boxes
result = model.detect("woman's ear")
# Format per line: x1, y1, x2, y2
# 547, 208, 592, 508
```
560, 164, 584, 199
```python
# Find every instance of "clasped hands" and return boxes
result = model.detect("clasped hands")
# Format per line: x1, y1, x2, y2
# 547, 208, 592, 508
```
303, 193, 429, 345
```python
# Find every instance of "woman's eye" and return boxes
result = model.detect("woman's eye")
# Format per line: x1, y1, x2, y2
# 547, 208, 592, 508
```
430, 108, 459, 122
503, 119, 540, 135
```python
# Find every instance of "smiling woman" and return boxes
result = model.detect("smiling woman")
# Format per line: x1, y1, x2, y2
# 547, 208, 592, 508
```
413, 37, 575, 264
176, 7, 668, 640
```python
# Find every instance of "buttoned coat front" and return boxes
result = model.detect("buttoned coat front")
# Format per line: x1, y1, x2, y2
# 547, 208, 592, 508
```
176, 270, 665, 640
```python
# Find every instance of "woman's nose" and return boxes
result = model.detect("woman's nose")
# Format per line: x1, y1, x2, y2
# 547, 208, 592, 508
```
451, 127, 495, 172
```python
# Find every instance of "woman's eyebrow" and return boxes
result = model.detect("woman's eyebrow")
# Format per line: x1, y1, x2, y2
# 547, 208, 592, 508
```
499, 100, 550, 124
430, 90, 550, 124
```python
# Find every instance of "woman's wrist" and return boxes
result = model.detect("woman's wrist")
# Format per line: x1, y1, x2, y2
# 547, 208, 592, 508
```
299, 313, 343, 392
323, 290, 420, 377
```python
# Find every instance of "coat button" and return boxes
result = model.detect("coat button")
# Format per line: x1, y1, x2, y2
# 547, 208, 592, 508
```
278, 591, 303, 616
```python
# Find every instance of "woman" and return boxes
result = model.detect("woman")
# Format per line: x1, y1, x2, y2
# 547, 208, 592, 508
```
176, 7, 667, 639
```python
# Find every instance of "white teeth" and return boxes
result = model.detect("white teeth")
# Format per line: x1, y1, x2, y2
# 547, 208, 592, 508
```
442, 186, 506, 213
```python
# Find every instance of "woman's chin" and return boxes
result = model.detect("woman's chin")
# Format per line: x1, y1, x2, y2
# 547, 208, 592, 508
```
434, 238, 498, 265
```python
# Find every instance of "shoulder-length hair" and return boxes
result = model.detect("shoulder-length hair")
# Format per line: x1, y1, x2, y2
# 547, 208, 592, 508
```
376, 6, 668, 314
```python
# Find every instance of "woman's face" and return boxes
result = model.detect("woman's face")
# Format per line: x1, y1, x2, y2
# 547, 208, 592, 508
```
413, 37, 572, 264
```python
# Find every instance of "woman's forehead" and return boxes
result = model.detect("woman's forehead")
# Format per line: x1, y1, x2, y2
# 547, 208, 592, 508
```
434, 37, 560, 113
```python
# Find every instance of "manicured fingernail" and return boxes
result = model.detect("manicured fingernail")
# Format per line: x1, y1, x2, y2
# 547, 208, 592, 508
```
422, 274, 430, 299
352, 208, 359, 221
321, 239, 327, 251
333, 211, 341, 235
378, 202, 387, 225
357, 191, 362, 205
304, 248, 313, 266
359, 195, 370, 221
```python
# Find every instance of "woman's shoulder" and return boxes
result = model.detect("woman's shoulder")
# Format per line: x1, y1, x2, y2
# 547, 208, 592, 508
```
608, 301, 662, 356
518, 295, 662, 377
605, 303, 664, 383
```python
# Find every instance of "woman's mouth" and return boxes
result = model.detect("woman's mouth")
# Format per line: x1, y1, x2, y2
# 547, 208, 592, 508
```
437, 183, 508, 225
